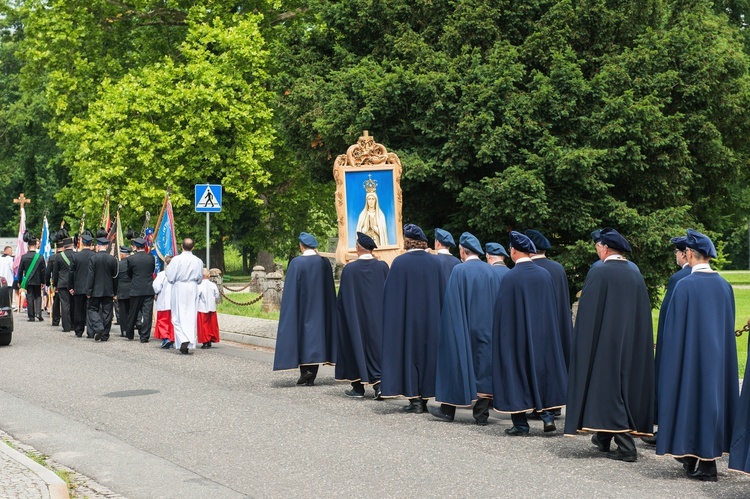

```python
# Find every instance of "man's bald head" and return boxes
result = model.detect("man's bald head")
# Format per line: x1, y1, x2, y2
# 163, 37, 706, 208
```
182, 238, 195, 251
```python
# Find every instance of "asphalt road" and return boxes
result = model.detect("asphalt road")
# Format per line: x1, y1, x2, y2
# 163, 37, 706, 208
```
0, 317, 748, 498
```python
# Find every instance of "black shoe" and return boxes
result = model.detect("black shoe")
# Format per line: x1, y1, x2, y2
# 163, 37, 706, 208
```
591, 434, 611, 452
27, 318, 35, 322
37, 316, 43, 321
94, 332, 102, 341
51, 322, 59, 326
505, 426, 529, 436
428, 406, 455, 422
543, 421, 556, 432
606, 448, 637, 462
345, 389, 365, 399
475, 419, 489, 426
296, 370, 315, 386
201, 343, 210, 349
675, 456, 698, 473
207, 341, 212, 348
179, 342, 190, 354
687, 460, 717, 481
140, 339, 149, 343
527, 410, 542, 420
75, 333, 83, 337
372, 384, 382, 400
403, 399, 427, 414
641, 433, 657, 446
552, 408, 562, 418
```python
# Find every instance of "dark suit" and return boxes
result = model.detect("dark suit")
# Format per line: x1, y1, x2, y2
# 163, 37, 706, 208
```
46, 252, 59, 325
116, 258, 132, 337
127, 250, 155, 342
85, 249, 118, 341
19, 250, 46, 320
52, 248, 75, 331
69, 248, 95, 336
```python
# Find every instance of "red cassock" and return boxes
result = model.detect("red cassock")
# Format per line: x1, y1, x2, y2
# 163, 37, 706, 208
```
197, 311, 220, 343
153, 310, 174, 341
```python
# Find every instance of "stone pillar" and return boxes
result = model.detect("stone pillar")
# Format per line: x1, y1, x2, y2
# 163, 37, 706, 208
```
209, 268, 223, 304
250, 265, 266, 294
262, 272, 283, 313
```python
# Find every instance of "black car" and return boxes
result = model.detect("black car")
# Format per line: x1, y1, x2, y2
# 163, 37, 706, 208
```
0, 277, 13, 346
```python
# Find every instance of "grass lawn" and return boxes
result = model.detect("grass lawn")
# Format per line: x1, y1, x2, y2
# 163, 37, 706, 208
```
217, 292, 280, 321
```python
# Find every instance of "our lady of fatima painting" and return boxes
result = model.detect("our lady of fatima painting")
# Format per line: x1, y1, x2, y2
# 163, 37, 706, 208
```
333, 131, 403, 266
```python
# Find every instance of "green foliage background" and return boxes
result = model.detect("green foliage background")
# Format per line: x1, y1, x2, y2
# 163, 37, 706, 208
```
1, 0, 750, 301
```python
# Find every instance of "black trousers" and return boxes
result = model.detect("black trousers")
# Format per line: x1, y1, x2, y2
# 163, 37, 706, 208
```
26, 285, 42, 320
596, 432, 636, 453
118, 298, 131, 337
57, 288, 72, 331
72, 294, 89, 336
51, 290, 61, 325
87, 296, 113, 340
127, 296, 153, 341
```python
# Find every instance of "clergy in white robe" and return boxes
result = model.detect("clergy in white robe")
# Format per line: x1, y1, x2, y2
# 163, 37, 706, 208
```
197, 269, 220, 348
152, 259, 175, 346
165, 239, 204, 354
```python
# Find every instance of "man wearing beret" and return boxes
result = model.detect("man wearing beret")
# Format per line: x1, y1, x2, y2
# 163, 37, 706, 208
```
431, 232, 502, 425
643, 235, 692, 446
492, 231, 567, 435
69, 231, 96, 337
18, 235, 46, 322
657, 229, 738, 481
590, 229, 641, 273
335, 232, 389, 399
485, 242, 510, 279
85, 237, 119, 341
274, 232, 336, 385
381, 224, 445, 413
564, 228, 654, 462
127, 237, 156, 343
525, 229, 573, 369
433, 228, 460, 287
116, 246, 132, 336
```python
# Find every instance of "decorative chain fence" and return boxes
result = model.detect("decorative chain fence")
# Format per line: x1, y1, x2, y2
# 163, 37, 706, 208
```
218, 286, 266, 306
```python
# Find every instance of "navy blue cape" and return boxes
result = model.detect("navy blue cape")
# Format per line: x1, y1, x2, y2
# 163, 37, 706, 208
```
730, 350, 750, 473
564, 260, 654, 435
491, 261, 567, 412
273, 254, 336, 370
653, 264, 691, 420
533, 257, 573, 368
656, 272, 738, 459
435, 252, 461, 287
381, 250, 445, 398
435, 259, 503, 406
335, 258, 390, 384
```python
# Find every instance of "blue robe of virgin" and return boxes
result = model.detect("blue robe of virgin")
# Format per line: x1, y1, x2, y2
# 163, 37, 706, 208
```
730, 350, 750, 473
435, 259, 503, 406
335, 258, 390, 384
654, 264, 691, 420
533, 257, 573, 368
435, 253, 461, 288
491, 261, 567, 413
381, 250, 445, 399
656, 272, 738, 459
273, 254, 336, 370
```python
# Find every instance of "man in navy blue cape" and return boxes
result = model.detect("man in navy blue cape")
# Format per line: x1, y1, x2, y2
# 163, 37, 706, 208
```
485, 242, 510, 279
526, 229, 573, 368
492, 231, 567, 435
335, 232, 389, 400
430, 233, 502, 425
273, 232, 336, 386
643, 235, 692, 446
564, 228, 653, 462
381, 224, 445, 413
433, 228, 460, 287
590, 229, 640, 273
657, 229, 738, 481
730, 325, 750, 475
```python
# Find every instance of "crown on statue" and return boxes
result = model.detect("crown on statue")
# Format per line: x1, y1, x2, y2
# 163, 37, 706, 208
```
363, 174, 378, 193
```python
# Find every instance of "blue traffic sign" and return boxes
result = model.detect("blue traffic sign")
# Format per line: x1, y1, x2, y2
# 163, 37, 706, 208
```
195, 184, 222, 213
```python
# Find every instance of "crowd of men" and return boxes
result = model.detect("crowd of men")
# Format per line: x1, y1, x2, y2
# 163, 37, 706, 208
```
14, 231, 219, 355
274, 224, 750, 482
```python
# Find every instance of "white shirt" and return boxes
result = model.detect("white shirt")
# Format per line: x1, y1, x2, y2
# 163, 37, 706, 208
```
604, 254, 626, 262
197, 279, 220, 313
464, 255, 480, 262
530, 255, 546, 260
301, 249, 317, 256
514, 257, 532, 264
437, 249, 452, 255
0, 254, 14, 285
358, 254, 374, 260
691, 263, 714, 273
152, 271, 172, 311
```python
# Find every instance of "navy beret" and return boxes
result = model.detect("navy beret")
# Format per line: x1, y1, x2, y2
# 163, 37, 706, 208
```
590, 229, 602, 243
61, 238, 73, 246
96, 237, 109, 245
485, 242, 509, 258
670, 236, 688, 252
356, 231, 377, 251
525, 229, 550, 251
131, 237, 147, 248
509, 231, 537, 254
298, 232, 318, 248
404, 223, 427, 242
685, 228, 717, 259
459, 232, 484, 256
599, 228, 632, 253
119, 246, 132, 254
81, 234, 94, 244
434, 228, 456, 248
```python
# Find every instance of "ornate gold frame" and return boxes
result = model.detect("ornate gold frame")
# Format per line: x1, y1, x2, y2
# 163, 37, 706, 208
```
333, 131, 403, 266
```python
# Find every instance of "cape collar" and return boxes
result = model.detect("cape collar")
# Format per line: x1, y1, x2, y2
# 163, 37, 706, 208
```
358, 254, 374, 260
604, 254, 625, 262
530, 255, 546, 260
437, 249, 452, 255
301, 249, 317, 256
691, 263, 715, 273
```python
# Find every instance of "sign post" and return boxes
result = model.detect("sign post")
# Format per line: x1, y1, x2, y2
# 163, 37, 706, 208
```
195, 184, 222, 267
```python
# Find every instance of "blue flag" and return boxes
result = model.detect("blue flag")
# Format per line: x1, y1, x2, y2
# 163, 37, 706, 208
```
40, 216, 53, 261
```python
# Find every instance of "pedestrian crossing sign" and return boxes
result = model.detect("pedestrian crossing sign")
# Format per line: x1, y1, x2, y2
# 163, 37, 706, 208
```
195, 184, 222, 213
